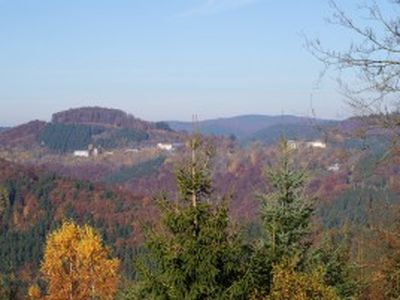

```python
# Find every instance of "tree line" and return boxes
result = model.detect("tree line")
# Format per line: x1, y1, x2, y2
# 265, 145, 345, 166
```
24, 137, 360, 300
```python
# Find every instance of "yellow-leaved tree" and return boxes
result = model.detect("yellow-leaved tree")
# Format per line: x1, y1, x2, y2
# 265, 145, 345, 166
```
27, 284, 41, 300
267, 259, 338, 300
39, 221, 119, 300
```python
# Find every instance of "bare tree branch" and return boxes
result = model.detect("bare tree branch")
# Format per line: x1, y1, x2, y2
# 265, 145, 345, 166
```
306, 0, 400, 132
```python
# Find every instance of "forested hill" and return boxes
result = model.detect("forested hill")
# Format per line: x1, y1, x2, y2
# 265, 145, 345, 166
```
51, 106, 160, 131
167, 114, 339, 142
0, 120, 46, 147
0, 107, 182, 153
0, 158, 151, 297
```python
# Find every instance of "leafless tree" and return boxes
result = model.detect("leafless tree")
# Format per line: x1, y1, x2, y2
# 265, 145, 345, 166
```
307, 0, 400, 128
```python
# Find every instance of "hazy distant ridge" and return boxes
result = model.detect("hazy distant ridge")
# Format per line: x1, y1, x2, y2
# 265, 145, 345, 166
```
167, 114, 338, 141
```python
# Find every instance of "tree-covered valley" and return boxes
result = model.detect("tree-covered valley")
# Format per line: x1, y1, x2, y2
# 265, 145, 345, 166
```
0, 106, 399, 298
3, 0, 400, 297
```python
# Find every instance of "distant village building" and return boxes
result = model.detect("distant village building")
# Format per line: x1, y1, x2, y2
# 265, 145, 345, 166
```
88, 144, 99, 156
284, 140, 327, 150
125, 148, 139, 153
306, 141, 327, 149
157, 143, 173, 151
73, 144, 99, 158
328, 163, 341, 172
287, 140, 299, 150
73, 150, 90, 158
92, 148, 99, 157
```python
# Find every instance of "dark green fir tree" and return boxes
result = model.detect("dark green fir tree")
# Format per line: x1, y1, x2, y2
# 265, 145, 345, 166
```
129, 135, 246, 300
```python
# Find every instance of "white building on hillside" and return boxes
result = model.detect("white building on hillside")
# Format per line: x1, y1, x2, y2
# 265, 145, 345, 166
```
306, 141, 327, 149
73, 150, 90, 158
328, 163, 341, 172
157, 143, 173, 151
287, 140, 299, 150
92, 148, 99, 156
125, 148, 139, 153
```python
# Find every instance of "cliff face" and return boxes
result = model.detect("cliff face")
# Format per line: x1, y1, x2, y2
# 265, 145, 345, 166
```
51, 107, 154, 131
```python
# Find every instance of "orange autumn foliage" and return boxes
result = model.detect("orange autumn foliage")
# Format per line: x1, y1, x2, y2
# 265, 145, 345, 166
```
28, 284, 41, 300
267, 261, 337, 300
40, 221, 119, 300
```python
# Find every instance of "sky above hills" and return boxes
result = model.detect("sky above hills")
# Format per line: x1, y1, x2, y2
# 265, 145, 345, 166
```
0, 0, 388, 125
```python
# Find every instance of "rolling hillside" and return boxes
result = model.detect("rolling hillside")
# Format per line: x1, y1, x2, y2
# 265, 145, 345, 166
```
0, 110, 399, 298
168, 114, 339, 142
247, 120, 339, 144
0, 107, 182, 153
0, 158, 154, 297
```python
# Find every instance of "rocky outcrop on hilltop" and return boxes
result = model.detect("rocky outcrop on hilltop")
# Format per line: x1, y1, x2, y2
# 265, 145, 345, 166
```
51, 106, 154, 131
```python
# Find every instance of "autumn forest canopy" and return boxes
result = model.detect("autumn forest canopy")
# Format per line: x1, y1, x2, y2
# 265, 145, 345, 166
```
2, 0, 400, 299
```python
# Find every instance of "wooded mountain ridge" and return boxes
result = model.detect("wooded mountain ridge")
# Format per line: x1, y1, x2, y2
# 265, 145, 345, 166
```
1, 107, 353, 149
0, 107, 181, 152
168, 114, 339, 141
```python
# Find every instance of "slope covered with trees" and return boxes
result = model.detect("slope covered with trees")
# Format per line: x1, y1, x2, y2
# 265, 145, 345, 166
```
0, 158, 150, 298
0, 107, 181, 154
0, 130, 399, 298
31, 221, 120, 299
168, 114, 338, 141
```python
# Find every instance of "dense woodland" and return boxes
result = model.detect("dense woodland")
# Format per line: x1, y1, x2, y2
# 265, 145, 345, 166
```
0, 123, 400, 298
2, 0, 400, 298
1, 105, 400, 299
38, 123, 150, 153
0, 68, 399, 299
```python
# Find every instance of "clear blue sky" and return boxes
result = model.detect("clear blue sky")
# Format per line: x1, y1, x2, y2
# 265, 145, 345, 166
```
0, 0, 370, 125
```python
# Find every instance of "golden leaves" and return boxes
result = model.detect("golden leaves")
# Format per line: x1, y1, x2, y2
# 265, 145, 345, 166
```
40, 221, 119, 300
28, 284, 41, 300
268, 261, 338, 300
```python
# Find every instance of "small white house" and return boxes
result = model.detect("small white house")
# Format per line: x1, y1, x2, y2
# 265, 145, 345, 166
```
328, 163, 341, 172
287, 140, 299, 150
306, 141, 327, 149
92, 148, 99, 157
73, 150, 90, 158
125, 148, 139, 153
157, 143, 173, 151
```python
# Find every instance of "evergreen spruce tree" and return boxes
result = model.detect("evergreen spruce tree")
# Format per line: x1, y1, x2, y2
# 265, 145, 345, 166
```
312, 234, 357, 299
247, 139, 315, 298
260, 140, 314, 261
379, 215, 400, 299
131, 135, 246, 300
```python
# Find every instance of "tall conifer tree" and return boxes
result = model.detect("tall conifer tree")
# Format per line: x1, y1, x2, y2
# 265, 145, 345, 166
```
132, 135, 245, 300
247, 139, 315, 298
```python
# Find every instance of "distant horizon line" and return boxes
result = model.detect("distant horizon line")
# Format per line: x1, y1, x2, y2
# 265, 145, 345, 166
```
0, 107, 346, 128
